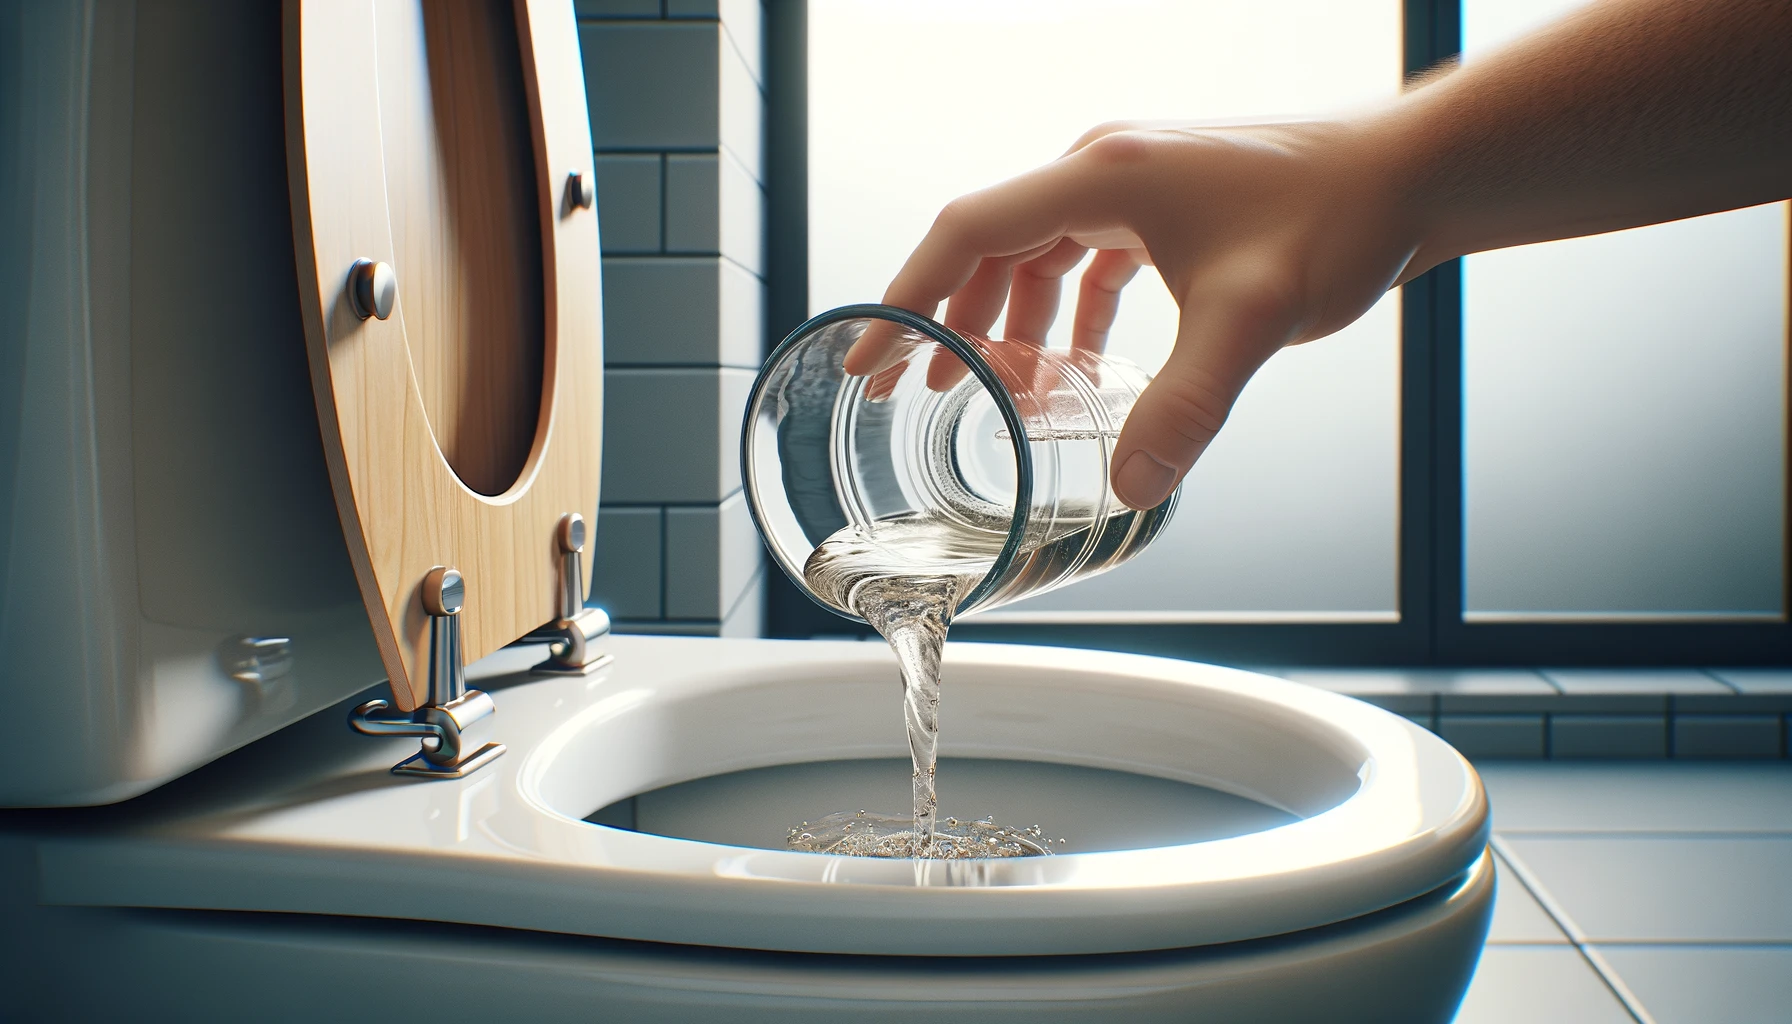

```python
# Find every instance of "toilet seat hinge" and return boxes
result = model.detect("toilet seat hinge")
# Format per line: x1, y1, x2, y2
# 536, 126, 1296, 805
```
348, 566, 506, 779
531, 512, 614, 676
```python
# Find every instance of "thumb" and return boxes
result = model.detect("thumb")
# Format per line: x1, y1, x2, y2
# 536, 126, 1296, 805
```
1110, 297, 1291, 509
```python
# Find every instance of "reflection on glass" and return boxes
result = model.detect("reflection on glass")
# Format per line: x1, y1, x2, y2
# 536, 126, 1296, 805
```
809, 0, 1403, 620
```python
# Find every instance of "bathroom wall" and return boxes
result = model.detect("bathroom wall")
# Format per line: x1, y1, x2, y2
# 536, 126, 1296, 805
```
576, 0, 767, 636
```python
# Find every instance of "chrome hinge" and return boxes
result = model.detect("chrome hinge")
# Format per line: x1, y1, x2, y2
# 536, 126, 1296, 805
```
348, 566, 506, 778
531, 512, 614, 676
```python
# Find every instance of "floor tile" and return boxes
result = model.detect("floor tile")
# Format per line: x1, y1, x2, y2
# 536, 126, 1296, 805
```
1487, 851, 1571, 943
1708, 668, 1792, 694
1452, 947, 1633, 1023
1499, 835, 1792, 942
1594, 944, 1792, 1024
1480, 762, 1792, 832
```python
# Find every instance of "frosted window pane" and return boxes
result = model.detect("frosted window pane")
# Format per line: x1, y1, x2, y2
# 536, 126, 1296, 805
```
1463, 206, 1788, 619
809, 0, 1402, 621
1462, 0, 1788, 619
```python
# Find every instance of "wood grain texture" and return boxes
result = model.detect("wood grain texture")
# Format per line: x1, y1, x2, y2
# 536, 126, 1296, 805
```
284, 0, 603, 711
374, 0, 543, 498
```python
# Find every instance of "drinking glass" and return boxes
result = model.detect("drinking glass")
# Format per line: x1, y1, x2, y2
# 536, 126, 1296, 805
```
742, 304, 1179, 622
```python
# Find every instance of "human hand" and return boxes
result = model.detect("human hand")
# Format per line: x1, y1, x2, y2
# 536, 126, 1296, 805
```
843, 120, 1426, 510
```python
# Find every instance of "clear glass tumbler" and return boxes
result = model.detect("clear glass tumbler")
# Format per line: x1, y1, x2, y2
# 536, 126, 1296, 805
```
742, 304, 1179, 622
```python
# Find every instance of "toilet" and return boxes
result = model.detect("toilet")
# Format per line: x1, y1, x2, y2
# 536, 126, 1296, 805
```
0, 2, 1492, 1021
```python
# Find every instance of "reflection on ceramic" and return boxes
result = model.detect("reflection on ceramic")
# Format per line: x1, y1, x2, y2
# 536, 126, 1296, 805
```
33, 636, 1487, 958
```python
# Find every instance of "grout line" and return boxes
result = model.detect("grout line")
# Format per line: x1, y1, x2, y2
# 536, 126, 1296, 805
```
1578, 945, 1659, 1024
1490, 839, 1584, 943
1491, 837, 1656, 1024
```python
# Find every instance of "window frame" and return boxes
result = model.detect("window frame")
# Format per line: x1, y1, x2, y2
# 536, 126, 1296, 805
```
760, 0, 1792, 667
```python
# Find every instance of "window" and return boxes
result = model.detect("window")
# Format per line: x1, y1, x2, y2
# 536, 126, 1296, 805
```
765, 0, 1792, 666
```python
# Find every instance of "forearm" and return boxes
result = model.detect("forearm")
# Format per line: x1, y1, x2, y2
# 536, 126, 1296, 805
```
1369, 0, 1792, 278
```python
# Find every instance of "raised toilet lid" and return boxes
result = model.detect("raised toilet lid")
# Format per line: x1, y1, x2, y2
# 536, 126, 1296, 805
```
33, 638, 1490, 957
284, 0, 603, 711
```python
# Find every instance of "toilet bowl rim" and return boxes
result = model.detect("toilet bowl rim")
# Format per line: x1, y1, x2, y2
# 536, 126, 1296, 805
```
503, 639, 1486, 919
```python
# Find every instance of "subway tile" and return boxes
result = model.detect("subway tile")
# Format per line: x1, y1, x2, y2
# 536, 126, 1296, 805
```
1550, 715, 1668, 759
1500, 835, 1792, 942
662, 154, 719, 254
1487, 851, 1571, 944
600, 367, 754, 503
602, 257, 762, 367
1592, 945, 1792, 1024
719, 32, 763, 179
720, 572, 765, 638
1672, 715, 1783, 759
1673, 692, 1792, 714
667, 0, 763, 89
575, 0, 662, 17
664, 151, 765, 274
716, 257, 765, 365
1708, 668, 1792, 693
664, 491, 764, 619
581, 22, 720, 150
719, 0, 763, 87
1438, 714, 1546, 759
589, 506, 662, 620
594, 154, 661, 254
1452, 947, 1634, 1024
1479, 761, 1792, 832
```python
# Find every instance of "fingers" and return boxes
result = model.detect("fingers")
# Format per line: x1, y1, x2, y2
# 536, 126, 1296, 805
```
1003, 238, 1089, 346
864, 360, 908, 402
845, 132, 1137, 383
1071, 248, 1144, 354
1110, 284, 1296, 509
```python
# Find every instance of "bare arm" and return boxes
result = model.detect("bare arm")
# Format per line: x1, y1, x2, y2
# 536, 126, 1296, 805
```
850, 0, 1792, 510
1394, 0, 1792, 274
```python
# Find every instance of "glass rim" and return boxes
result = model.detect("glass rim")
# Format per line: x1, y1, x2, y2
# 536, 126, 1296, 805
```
741, 303, 1035, 625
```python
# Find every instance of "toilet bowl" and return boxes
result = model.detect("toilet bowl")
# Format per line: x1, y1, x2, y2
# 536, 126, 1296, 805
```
0, 2, 1490, 1019
6, 635, 1491, 1019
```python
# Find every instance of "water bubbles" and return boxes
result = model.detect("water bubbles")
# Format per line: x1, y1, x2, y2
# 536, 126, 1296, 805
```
785, 810, 1061, 859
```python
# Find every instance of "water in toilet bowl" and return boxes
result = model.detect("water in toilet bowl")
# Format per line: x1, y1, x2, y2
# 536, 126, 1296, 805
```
795, 512, 1068, 858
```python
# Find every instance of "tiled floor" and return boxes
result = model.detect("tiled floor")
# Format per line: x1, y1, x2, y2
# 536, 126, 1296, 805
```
1453, 761, 1792, 1023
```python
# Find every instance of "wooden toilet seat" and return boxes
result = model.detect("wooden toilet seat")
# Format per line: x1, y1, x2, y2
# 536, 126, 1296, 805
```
282, 0, 602, 711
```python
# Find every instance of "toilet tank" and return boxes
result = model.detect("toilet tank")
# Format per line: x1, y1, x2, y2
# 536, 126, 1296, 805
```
0, 1, 590, 805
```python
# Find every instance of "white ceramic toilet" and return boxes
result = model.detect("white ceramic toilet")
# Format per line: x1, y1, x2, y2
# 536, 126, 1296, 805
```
0, 2, 1492, 1020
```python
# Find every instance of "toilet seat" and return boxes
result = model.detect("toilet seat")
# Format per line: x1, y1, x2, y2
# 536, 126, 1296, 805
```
284, 0, 603, 711
35, 639, 1488, 957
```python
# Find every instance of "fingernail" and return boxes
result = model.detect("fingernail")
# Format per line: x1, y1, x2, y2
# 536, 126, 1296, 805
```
1113, 450, 1178, 509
